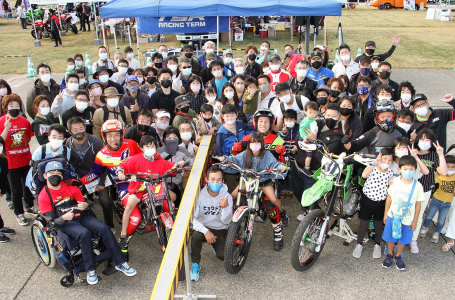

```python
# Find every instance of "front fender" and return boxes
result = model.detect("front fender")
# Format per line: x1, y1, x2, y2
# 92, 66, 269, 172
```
301, 179, 333, 207
232, 206, 250, 222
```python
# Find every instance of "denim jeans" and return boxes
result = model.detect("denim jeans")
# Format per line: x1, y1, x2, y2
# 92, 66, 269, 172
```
290, 161, 316, 206
423, 198, 452, 233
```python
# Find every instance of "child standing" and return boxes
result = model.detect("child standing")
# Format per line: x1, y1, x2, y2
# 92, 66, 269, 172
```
196, 104, 221, 155
242, 77, 259, 122
382, 155, 424, 271
419, 155, 455, 243
298, 101, 319, 177
278, 109, 299, 199
390, 136, 429, 178
205, 87, 223, 123
0, 137, 15, 243
353, 148, 395, 259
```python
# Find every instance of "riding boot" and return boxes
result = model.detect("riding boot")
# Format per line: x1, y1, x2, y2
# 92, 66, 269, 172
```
272, 222, 283, 251
279, 208, 289, 227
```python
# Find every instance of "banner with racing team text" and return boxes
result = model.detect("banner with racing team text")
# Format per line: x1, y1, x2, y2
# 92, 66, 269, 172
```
137, 16, 229, 34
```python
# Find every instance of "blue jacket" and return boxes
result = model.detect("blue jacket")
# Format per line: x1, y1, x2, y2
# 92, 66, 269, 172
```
223, 151, 287, 182
306, 67, 334, 87
197, 53, 222, 69
216, 120, 255, 157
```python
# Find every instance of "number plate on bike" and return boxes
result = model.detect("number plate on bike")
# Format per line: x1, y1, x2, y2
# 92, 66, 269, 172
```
150, 182, 166, 200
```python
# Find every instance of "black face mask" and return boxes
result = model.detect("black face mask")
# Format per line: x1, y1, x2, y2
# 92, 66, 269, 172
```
365, 48, 375, 55
185, 52, 193, 59
248, 54, 257, 61
179, 106, 190, 114
311, 61, 323, 70
147, 76, 156, 84
138, 124, 150, 133
316, 97, 328, 105
379, 71, 391, 79
8, 109, 20, 118
48, 175, 62, 187
154, 62, 163, 68
330, 90, 340, 98
325, 118, 338, 129
160, 79, 172, 88
165, 139, 179, 156
203, 117, 212, 122
340, 107, 353, 116
73, 132, 86, 141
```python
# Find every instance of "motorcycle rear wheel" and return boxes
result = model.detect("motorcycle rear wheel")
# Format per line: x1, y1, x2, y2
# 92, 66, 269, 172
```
290, 209, 326, 271
224, 212, 251, 274
71, 24, 78, 34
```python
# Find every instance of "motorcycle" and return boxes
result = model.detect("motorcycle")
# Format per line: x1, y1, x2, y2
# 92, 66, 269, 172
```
59, 13, 78, 35
26, 8, 44, 25
289, 139, 376, 272
31, 19, 51, 39
213, 157, 287, 274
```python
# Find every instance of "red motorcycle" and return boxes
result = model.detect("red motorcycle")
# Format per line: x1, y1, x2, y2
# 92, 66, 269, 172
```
59, 13, 78, 34
31, 19, 51, 39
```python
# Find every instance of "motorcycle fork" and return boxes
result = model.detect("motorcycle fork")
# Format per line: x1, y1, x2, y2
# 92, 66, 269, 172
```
315, 184, 340, 252
145, 183, 164, 246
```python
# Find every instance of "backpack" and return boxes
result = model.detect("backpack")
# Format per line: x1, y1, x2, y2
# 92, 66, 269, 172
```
267, 96, 277, 109
102, 105, 127, 124
279, 95, 304, 113
31, 146, 72, 195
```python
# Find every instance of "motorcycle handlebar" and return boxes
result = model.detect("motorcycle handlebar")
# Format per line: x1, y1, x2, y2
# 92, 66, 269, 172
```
362, 154, 377, 159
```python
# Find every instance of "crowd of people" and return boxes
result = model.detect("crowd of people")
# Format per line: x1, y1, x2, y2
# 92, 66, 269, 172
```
1, 34, 455, 284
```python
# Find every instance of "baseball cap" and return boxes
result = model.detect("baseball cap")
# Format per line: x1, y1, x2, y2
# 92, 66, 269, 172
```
313, 45, 324, 52
181, 45, 194, 51
359, 56, 371, 64
45, 161, 64, 174
365, 41, 376, 47
125, 75, 139, 84
206, 52, 216, 60
310, 51, 323, 59
410, 93, 428, 106
269, 54, 281, 62
223, 49, 233, 56
174, 95, 191, 107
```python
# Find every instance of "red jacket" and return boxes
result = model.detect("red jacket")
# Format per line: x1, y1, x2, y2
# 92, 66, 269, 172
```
267, 69, 291, 92
285, 54, 303, 78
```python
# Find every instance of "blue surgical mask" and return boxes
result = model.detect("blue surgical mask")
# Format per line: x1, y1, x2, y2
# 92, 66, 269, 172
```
208, 182, 222, 193
401, 170, 415, 180
359, 68, 370, 75
357, 86, 370, 95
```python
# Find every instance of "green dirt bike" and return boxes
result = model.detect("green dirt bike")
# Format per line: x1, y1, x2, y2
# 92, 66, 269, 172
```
26, 8, 44, 25
290, 139, 376, 272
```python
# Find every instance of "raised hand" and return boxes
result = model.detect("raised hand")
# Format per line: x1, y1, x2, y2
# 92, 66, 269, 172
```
439, 94, 453, 103
4, 116, 12, 131
434, 140, 444, 156
408, 145, 417, 157
410, 129, 417, 144
57, 90, 63, 102
219, 194, 229, 208
130, 99, 139, 112
392, 34, 401, 46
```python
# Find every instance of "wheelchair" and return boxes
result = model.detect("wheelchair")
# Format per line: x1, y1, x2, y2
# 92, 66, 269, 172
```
31, 211, 117, 287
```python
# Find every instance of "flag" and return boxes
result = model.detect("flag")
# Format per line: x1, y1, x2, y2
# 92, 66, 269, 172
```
356, 47, 362, 58
334, 50, 340, 64
26, 56, 37, 78
146, 56, 152, 67
85, 52, 92, 75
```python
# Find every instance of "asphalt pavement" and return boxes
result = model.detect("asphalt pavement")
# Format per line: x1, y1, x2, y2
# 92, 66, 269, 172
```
0, 70, 454, 300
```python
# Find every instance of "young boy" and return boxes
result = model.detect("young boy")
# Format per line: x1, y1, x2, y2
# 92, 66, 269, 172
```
382, 155, 424, 271
396, 108, 415, 134
298, 101, 319, 176
190, 166, 233, 281
419, 155, 455, 243
205, 87, 222, 123
116, 136, 184, 248
196, 104, 222, 154
278, 109, 299, 199
243, 77, 259, 122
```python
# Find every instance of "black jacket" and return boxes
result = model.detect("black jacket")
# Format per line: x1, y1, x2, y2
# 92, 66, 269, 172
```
119, 90, 151, 124
27, 78, 61, 119
106, 80, 125, 95
124, 125, 159, 146
287, 76, 318, 101
246, 62, 261, 79
348, 126, 404, 155
370, 78, 400, 101
351, 93, 378, 123
342, 113, 364, 140
61, 106, 96, 134
355, 45, 397, 63
348, 72, 378, 96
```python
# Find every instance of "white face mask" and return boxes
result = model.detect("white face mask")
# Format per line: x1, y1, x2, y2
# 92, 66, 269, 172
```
378, 96, 391, 102
397, 122, 411, 133
378, 163, 389, 170
280, 94, 291, 103
143, 148, 156, 157
285, 121, 295, 128
260, 46, 268, 52
39, 107, 50, 115
79, 78, 86, 86
415, 106, 428, 117
270, 64, 280, 72
156, 122, 169, 131
40, 74, 51, 83
235, 67, 245, 75
127, 53, 134, 59
418, 141, 432, 151
207, 96, 216, 103
75, 101, 88, 111
49, 139, 63, 150
100, 53, 108, 60
168, 64, 178, 73
0, 146, 3, 153
401, 93, 412, 103
118, 67, 128, 75
224, 57, 232, 65
67, 65, 75, 70
99, 74, 109, 83
161, 52, 168, 59
67, 83, 79, 92
296, 69, 307, 78
371, 62, 379, 69
448, 170, 455, 176
224, 91, 234, 99
107, 98, 119, 108
0, 88, 7, 96
225, 119, 236, 125
263, 67, 271, 73
181, 132, 192, 142
394, 150, 408, 158
213, 70, 223, 78
340, 55, 350, 62
206, 48, 214, 53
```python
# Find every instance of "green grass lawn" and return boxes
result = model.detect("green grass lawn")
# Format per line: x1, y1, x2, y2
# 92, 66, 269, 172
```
0, 6, 454, 74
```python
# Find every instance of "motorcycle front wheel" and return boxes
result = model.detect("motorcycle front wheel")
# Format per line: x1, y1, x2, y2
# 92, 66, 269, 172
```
224, 212, 251, 274
70, 24, 78, 34
31, 28, 43, 39
290, 209, 326, 271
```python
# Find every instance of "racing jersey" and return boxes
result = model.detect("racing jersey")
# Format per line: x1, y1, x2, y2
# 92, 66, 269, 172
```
241, 132, 286, 164
267, 69, 291, 92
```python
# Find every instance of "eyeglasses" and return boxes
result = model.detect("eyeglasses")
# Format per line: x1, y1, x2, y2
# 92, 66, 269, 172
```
358, 84, 370, 88
75, 98, 88, 101
414, 102, 427, 109
181, 66, 191, 69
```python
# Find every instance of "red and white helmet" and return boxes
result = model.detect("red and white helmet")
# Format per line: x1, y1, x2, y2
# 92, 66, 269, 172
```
101, 119, 124, 149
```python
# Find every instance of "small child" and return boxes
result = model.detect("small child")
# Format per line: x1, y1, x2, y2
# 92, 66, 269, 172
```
419, 155, 455, 243
390, 136, 429, 178
196, 104, 222, 155
219, 133, 288, 250
396, 108, 415, 135
190, 166, 233, 281
382, 155, 425, 271
116, 135, 184, 248
242, 77, 259, 122
353, 148, 395, 259
205, 87, 223, 123
278, 109, 299, 199
0, 136, 15, 242
298, 101, 319, 176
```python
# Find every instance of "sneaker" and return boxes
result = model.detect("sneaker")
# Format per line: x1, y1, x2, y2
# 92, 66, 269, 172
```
441, 227, 447, 235
297, 210, 308, 222
274, 237, 284, 251
419, 226, 428, 238
16, 214, 28, 226
382, 254, 393, 269
279, 209, 289, 227
190, 263, 200, 281
0, 233, 10, 243
395, 256, 406, 271
302, 168, 314, 177
119, 235, 128, 250
7, 202, 13, 210
86, 270, 98, 285
352, 244, 363, 258
431, 232, 439, 244
115, 262, 137, 276
373, 244, 382, 259
25, 207, 40, 215
410, 241, 419, 254
0, 227, 16, 235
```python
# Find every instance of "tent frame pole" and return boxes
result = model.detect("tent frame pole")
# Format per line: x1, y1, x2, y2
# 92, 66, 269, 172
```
305, 17, 310, 54
216, 16, 219, 56
290, 16, 293, 42
102, 17, 106, 47
136, 20, 140, 66
323, 17, 327, 47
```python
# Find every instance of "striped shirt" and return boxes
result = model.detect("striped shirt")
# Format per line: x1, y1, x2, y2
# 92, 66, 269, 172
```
417, 151, 439, 192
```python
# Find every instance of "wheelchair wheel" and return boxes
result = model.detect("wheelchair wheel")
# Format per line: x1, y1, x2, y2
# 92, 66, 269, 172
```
31, 222, 56, 268
60, 272, 74, 288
